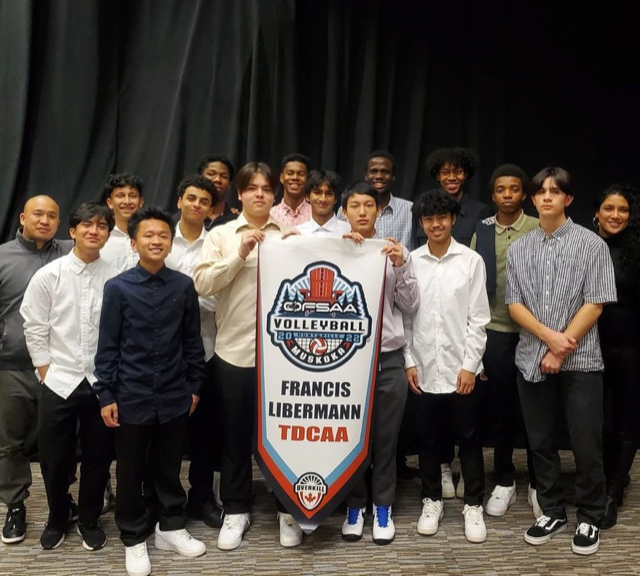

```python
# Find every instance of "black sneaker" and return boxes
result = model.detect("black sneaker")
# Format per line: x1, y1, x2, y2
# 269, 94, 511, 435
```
67, 494, 79, 523
2, 504, 26, 544
572, 522, 599, 555
186, 501, 224, 528
77, 522, 107, 551
524, 515, 568, 545
40, 524, 65, 550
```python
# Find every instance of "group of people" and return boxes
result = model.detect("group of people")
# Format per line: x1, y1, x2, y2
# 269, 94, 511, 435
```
0, 147, 637, 576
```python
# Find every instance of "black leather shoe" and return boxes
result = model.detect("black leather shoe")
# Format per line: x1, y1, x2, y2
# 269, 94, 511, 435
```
2, 504, 26, 544
601, 494, 619, 530
186, 501, 224, 528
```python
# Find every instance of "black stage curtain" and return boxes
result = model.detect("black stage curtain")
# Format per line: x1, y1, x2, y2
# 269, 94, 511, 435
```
1, 0, 638, 240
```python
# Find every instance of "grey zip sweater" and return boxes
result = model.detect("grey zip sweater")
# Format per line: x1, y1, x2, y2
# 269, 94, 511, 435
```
0, 230, 73, 370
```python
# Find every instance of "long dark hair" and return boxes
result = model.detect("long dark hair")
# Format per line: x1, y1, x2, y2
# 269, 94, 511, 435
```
595, 183, 640, 269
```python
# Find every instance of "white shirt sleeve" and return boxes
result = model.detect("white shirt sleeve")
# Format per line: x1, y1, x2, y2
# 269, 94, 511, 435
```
462, 256, 491, 374
20, 269, 53, 369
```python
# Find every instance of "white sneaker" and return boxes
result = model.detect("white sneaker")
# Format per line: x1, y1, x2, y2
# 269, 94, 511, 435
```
154, 524, 206, 557
417, 498, 443, 536
372, 504, 395, 545
485, 483, 517, 517
278, 513, 303, 547
213, 471, 223, 508
125, 542, 151, 576
441, 464, 455, 499
527, 484, 543, 519
217, 513, 250, 551
456, 473, 465, 498
341, 507, 365, 541
462, 504, 487, 543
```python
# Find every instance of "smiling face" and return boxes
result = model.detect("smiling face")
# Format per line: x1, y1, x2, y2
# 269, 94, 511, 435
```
280, 161, 308, 200
531, 176, 573, 219
492, 176, 526, 217
131, 218, 173, 268
20, 196, 60, 246
365, 157, 395, 196
177, 186, 213, 227
70, 215, 111, 260
308, 182, 337, 220
106, 186, 144, 227
596, 192, 630, 238
420, 213, 455, 247
436, 162, 467, 196
344, 192, 379, 237
202, 161, 231, 199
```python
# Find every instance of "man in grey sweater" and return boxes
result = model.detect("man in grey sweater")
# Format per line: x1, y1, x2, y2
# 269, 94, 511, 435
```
0, 196, 72, 544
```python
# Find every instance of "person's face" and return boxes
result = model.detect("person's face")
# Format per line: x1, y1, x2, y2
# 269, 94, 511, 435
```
492, 176, 526, 215
420, 213, 455, 245
106, 186, 144, 224
596, 193, 630, 238
436, 162, 467, 196
202, 161, 231, 198
344, 193, 379, 236
308, 182, 337, 219
531, 177, 573, 218
177, 186, 213, 226
280, 161, 308, 199
365, 157, 395, 195
238, 173, 275, 220
131, 219, 172, 266
19, 196, 60, 244
69, 216, 110, 254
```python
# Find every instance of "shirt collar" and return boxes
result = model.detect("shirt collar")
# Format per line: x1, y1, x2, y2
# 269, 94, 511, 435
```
174, 221, 207, 244
416, 237, 464, 260
131, 263, 172, 283
457, 193, 470, 216
111, 225, 129, 238
537, 217, 574, 241
67, 249, 104, 275
15, 229, 55, 253
495, 210, 527, 235
235, 213, 284, 232
308, 214, 339, 232
380, 195, 398, 214
277, 200, 310, 216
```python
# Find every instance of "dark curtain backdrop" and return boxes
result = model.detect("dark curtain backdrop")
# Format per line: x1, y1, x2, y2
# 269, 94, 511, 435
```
1, 0, 638, 241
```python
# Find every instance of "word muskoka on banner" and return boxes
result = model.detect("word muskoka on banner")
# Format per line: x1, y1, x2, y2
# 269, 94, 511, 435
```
256, 236, 387, 532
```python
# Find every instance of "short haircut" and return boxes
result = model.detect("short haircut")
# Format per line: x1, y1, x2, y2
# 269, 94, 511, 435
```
425, 147, 478, 180
177, 174, 217, 201
197, 154, 236, 180
413, 188, 461, 219
69, 202, 115, 232
127, 206, 176, 240
280, 153, 311, 173
365, 150, 396, 174
531, 166, 573, 196
235, 162, 277, 193
103, 173, 144, 203
304, 169, 342, 196
341, 181, 380, 210
489, 164, 530, 195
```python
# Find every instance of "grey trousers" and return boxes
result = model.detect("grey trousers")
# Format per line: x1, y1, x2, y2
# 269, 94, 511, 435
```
0, 370, 40, 507
347, 349, 408, 508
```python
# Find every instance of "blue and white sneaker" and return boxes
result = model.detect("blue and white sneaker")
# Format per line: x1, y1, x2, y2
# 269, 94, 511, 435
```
372, 504, 395, 545
341, 507, 365, 541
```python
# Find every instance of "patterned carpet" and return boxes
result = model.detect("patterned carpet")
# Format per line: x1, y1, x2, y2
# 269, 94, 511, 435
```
1, 451, 639, 575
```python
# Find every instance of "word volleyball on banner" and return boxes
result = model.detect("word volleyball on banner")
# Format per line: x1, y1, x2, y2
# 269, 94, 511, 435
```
256, 235, 387, 532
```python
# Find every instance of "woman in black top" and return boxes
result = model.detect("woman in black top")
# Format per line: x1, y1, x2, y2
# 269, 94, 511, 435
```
594, 184, 640, 529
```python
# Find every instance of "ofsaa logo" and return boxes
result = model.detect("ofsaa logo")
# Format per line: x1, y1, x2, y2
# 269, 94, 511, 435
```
294, 472, 327, 510
267, 262, 371, 371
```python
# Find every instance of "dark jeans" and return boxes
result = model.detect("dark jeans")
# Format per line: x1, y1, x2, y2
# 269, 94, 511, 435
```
483, 329, 535, 486
417, 385, 485, 506
38, 380, 111, 528
518, 370, 606, 525
115, 412, 189, 546
347, 349, 408, 508
187, 357, 222, 506
212, 355, 255, 514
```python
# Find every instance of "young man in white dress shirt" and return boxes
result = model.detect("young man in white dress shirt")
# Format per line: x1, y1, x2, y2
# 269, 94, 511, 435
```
20, 203, 117, 551
404, 189, 491, 543
164, 174, 224, 528
296, 170, 351, 237
100, 174, 145, 272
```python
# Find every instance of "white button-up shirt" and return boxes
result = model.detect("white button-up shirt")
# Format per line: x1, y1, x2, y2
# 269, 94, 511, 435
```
20, 251, 117, 399
165, 223, 216, 361
100, 225, 139, 272
296, 215, 351, 237
404, 238, 490, 394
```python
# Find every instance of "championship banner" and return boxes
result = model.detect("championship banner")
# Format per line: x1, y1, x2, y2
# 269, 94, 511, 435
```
256, 235, 387, 532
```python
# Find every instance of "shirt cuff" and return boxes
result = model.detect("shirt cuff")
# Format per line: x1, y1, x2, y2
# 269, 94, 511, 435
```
462, 357, 481, 374
97, 388, 116, 408
30, 352, 50, 368
404, 349, 416, 369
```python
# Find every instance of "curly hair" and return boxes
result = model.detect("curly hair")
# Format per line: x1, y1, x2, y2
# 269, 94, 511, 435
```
413, 188, 461, 219
595, 183, 640, 269
425, 148, 478, 180
197, 154, 236, 180
177, 174, 217, 201
488, 164, 530, 195
102, 173, 143, 204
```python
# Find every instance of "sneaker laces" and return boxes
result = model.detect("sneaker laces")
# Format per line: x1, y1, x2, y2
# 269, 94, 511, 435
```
576, 522, 594, 537
129, 542, 147, 558
280, 514, 296, 528
5, 507, 24, 530
223, 514, 243, 530
535, 515, 552, 527
421, 498, 440, 517
346, 507, 362, 525
491, 485, 513, 501
463, 505, 483, 524
375, 505, 390, 528
441, 466, 453, 481
173, 528, 192, 541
